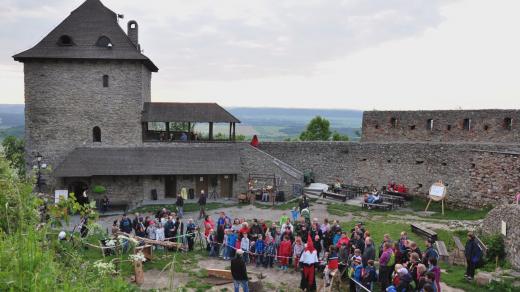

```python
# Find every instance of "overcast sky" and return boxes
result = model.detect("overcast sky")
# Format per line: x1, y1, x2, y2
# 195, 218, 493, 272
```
1, 0, 519, 110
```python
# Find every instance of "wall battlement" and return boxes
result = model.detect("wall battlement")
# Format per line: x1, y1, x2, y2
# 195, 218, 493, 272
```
362, 110, 520, 143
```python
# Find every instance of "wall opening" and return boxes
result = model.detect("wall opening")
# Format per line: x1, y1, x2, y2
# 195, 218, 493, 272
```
390, 117, 398, 128
483, 125, 490, 131
441, 162, 447, 166
375, 124, 379, 129
415, 160, 424, 165
93, 126, 101, 142
409, 125, 416, 130
426, 119, 433, 131
57, 35, 73, 46
471, 163, 476, 168
463, 118, 471, 131
96, 36, 112, 47
446, 124, 452, 131
102, 75, 109, 87
504, 117, 513, 130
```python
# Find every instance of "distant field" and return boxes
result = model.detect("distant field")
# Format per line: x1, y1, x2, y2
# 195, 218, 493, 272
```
0, 104, 363, 141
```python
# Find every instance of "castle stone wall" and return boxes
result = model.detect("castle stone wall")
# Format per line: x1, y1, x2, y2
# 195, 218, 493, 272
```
259, 142, 520, 207
482, 204, 520, 270
362, 110, 520, 143
24, 60, 151, 177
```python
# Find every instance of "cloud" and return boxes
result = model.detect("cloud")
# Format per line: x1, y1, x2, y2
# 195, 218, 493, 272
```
1, 0, 447, 81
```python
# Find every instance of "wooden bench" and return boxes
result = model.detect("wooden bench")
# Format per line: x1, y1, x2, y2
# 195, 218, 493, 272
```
410, 224, 438, 242
361, 202, 393, 211
323, 191, 348, 202
435, 240, 449, 264
451, 236, 466, 265
381, 194, 405, 207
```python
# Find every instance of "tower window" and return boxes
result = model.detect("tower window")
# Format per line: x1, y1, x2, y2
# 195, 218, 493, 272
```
504, 117, 513, 130
102, 75, 109, 87
463, 118, 471, 131
447, 124, 452, 131
57, 35, 74, 46
93, 126, 101, 142
426, 119, 434, 131
390, 117, 398, 128
96, 36, 112, 48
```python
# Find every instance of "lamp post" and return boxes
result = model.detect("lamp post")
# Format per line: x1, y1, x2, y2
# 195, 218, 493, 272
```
34, 152, 47, 192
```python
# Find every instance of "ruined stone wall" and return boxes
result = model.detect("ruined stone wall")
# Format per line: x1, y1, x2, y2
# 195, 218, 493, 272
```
482, 204, 520, 270
362, 110, 520, 143
259, 142, 520, 207
24, 60, 151, 178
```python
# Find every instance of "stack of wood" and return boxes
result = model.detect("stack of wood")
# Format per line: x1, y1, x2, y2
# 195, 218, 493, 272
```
116, 231, 183, 250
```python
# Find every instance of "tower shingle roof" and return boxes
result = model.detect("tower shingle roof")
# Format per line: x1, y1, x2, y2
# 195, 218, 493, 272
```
13, 0, 158, 72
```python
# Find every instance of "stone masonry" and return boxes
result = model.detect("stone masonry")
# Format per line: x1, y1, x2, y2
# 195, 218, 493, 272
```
482, 204, 520, 270
362, 110, 520, 143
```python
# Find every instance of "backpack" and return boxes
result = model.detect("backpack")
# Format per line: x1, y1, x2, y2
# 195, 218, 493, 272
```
386, 252, 395, 266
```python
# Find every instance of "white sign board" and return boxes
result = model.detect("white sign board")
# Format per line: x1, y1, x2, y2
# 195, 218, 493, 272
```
429, 182, 447, 202
54, 190, 68, 204
501, 220, 507, 236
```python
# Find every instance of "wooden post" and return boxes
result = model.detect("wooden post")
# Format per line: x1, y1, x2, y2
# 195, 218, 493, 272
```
424, 198, 432, 212
165, 122, 170, 141
232, 122, 236, 141
229, 123, 232, 140
209, 122, 214, 141
441, 199, 445, 215
188, 122, 191, 141
134, 261, 144, 285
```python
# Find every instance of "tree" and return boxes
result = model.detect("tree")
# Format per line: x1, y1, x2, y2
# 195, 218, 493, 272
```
332, 131, 349, 141
300, 116, 331, 141
1, 135, 25, 178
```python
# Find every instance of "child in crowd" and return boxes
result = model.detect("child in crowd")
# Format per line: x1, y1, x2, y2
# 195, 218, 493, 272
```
293, 236, 304, 271
249, 240, 256, 265
255, 234, 265, 267
291, 207, 299, 222
240, 232, 250, 264
264, 234, 276, 268
155, 222, 165, 250
226, 229, 237, 260
278, 235, 292, 270
362, 259, 378, 291
324, 246, 339, 287
222, 229, 229, 259
428, 257, 441, 292
208, 229, 218, 257
348, 257, 363, 292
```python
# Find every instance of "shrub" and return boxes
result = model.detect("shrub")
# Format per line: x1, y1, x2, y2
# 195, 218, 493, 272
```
92, 185, 106, 194
483, 233, 506, 262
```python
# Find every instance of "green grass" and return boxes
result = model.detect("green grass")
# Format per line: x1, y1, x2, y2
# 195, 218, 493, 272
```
409, 198, 491, 220
132, 202, 229, 214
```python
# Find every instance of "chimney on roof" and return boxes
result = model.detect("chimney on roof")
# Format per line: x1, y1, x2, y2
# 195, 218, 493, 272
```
127, 20, 140, 51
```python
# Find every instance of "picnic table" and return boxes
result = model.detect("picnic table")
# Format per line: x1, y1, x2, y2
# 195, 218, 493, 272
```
322, 191, 348, 202
381, 194, 405, 207
361, 201, 393, 211
410, 223, 438, 242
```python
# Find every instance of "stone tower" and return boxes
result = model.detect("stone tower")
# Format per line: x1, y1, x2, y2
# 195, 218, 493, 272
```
13, 0, 158, 179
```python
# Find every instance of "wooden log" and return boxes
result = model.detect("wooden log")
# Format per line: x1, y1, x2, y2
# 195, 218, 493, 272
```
135, 245, 153, 261
116, 231, 183, 250
134, 261, 144, 285
207, 269, 233, 280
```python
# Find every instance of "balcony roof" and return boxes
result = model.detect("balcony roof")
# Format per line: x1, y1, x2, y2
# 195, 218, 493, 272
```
142, 102, 240, 123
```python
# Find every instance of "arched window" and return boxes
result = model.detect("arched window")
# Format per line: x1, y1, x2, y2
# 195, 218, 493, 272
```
96, 36, 112, 48
102, 75, 109, 87
57, 35, 74, 46
93, 126, 101, 142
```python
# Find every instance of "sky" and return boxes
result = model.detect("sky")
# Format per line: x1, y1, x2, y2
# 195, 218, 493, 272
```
1, 0, 519, 110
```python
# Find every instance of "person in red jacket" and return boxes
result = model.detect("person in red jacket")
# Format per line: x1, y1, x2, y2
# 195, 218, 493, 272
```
324, 245, 339, 287
336, 232, 350, 248
278, 235, 292, 271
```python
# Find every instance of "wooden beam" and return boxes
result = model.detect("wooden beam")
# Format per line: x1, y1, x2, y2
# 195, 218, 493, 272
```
232, 123, 236, 141
188, 122, 191, 141
209, 122, 214, 141
206, 269, 233, 280
165, 122, 170, 141
229, 123, 232, 140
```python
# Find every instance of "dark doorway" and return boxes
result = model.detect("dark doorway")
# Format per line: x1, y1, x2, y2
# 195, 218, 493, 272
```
68, 181, 89, 205
220, 175, 233, 198
165, 176, 177, 198
195, 175, 208, 198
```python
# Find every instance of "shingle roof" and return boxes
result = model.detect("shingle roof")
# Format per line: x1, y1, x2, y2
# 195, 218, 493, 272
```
54, 145, 241, 177
13, 0, 158, 72
142, 102, 241, 123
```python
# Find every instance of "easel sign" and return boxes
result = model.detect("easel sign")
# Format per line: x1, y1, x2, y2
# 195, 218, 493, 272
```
425, 181, 447, 215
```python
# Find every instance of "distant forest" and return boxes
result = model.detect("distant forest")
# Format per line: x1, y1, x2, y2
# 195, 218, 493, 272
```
0, 104, 363, 141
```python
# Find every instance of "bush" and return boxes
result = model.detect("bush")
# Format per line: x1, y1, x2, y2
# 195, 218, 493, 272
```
92, 185, 106, 194
483, 233, 506, 262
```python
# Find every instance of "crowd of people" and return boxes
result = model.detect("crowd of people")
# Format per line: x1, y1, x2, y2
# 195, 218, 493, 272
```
111, 195, 481, 292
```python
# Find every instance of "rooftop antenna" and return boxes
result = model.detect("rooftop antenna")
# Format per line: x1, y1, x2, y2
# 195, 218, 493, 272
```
117, 14, 124, 23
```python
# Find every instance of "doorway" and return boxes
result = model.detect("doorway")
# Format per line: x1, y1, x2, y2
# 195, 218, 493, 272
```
195, 175, 208, 198
165, 176, 177, 198
220, 175, 233, 198
68, 181, 89, 205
